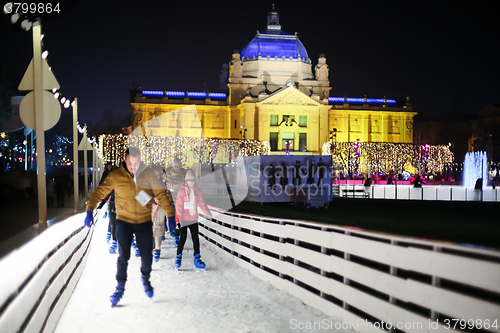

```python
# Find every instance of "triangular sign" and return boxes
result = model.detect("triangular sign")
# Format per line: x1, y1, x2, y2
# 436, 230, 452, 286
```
78, 132, 91, 151
18, 58, 60, 91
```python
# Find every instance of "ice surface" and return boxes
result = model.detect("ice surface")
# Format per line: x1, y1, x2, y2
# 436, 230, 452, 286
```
54, 215, 353, 333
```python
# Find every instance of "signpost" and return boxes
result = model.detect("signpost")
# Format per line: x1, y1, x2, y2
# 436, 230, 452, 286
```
73, 98, 79, 212
78, 129, 91, 200
18, 20, 61, 225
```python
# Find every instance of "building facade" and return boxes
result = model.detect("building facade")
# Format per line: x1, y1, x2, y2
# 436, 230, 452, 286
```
129, 7, 417, 155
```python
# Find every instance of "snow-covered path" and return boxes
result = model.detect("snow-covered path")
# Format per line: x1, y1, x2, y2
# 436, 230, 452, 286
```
55, 216, 352, 333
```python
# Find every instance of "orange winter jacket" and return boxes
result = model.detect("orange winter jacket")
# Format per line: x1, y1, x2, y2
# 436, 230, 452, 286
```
87, 163, 174, 224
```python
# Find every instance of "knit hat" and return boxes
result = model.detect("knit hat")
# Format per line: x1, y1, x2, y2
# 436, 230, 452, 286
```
185, 170, 196, 181
172, 158, 182, 167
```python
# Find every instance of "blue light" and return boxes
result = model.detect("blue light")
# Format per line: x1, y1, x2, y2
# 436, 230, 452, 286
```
241, 32, 308, 61
329, 97, 399, 106
142, 90, 164, 97
346, 98, 365, 104
208, 92, 227, 100
187, 92, 207, 99
367, 98, 385, 104
165, 91, 186, 98
328, 97, 344, 104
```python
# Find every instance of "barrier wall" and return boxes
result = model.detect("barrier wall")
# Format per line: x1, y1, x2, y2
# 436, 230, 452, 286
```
0, 211, 100, 333
2, 203, 499, 333
200, 208, 500, 333
340, 185, 500, 202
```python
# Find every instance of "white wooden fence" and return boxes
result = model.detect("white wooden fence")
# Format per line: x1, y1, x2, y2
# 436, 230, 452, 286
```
2, 204, 499, 333
340, 185, 500, 202
200, 208, 500, 333
0, 211, 100, 333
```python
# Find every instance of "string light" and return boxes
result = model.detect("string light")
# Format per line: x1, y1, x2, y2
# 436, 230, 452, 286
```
3, 3, 41, 31
96, 134, 271, 166
21, 19, 31, 30
1, 9, 79, 107
322, 142, 454, 176
10, 13, 19, 24
77, 122, 86, 134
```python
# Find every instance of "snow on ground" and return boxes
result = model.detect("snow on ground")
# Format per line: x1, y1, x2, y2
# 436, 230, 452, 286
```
55, 214, 353, 333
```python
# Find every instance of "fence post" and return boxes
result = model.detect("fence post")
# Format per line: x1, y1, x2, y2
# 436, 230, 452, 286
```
279, 219, 285, 279
230, 214, 236, 256
389, 239, 398, 333
343, 230, 351, 310
320, 226, 328, 299
431, 245, 442, 320
293, 223, 299, 285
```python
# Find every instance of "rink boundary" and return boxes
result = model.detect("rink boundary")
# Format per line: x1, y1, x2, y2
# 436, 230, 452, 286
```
199, 207, 500, 333
0, 209, 102, 333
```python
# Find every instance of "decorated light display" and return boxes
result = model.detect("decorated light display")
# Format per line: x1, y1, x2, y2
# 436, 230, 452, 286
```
322, 141, 454, 176
97, 134, 271, 167
353, 139, 360, 159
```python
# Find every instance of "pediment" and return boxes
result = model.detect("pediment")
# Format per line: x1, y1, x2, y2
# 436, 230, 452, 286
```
258, 87, 321, 106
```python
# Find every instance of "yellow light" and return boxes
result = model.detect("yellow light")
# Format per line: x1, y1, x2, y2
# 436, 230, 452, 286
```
97, 134, 270, 167
322, 141, 453, 176
0, 132, 5, 139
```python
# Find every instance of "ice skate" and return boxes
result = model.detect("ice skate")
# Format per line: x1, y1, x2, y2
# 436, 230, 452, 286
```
175, 254, 182, 269
110, 283, 125, 307
141, 275, 154, 298
109, 240, 117, 253
153, 249, 160, 262
193, 253, 206, 269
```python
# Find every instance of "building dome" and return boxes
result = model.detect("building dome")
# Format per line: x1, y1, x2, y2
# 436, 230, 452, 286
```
240, 7, 310, 64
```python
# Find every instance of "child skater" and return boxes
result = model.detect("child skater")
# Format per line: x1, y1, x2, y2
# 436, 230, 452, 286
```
151, 197, 166, 262
151, 166, 174, 262
174, 170, 212, 269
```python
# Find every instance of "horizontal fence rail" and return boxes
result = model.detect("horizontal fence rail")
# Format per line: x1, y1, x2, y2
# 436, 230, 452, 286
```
200, 208, 500, 333
0, 210, 101, 333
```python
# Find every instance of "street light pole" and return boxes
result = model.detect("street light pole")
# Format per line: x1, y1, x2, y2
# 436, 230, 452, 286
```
73, 98, 79, 212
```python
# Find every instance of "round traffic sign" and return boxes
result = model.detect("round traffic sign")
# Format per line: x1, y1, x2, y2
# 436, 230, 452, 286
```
19, 90, 61, 131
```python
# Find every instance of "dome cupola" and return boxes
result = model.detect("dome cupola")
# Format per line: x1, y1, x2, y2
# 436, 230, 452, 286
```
240, 6, 310, 64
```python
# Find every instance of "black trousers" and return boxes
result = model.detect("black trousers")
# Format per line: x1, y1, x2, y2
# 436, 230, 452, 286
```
115, 219, 153, 284
108, 212, 117, 241
177, 222, 200, 256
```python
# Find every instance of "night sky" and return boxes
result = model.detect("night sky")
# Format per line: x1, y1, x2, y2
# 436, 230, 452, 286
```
1, 0, 499, 128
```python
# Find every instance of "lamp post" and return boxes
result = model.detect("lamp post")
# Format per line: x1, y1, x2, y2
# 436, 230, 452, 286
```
72, 98, 79, 212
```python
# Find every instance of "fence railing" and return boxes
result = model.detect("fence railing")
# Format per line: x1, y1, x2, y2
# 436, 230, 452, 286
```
0, 210, 100, 333
200, 208, 500, 333
338, 185, 500, 202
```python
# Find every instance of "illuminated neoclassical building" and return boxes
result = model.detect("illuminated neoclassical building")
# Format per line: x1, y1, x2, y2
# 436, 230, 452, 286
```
130, 7, 417, 155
